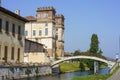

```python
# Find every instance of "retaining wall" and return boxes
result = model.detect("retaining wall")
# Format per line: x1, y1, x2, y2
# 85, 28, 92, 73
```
0, 65, 52, 80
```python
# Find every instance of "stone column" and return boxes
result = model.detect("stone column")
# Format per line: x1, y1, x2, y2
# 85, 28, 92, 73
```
94, 61, 99, 75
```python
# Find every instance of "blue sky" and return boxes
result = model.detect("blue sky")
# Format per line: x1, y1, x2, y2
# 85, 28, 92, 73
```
2, 0, 120, 59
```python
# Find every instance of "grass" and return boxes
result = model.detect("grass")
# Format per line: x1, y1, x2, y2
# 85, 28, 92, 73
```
71, 74, 110, 80
71, 66, 120, 80
60, 62, 120, 80
60, 62, 81, 72
107, 66, 120, 79
60, 62, 106, 73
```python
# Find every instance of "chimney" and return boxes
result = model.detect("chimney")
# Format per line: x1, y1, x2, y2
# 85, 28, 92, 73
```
15, 10, 20, 15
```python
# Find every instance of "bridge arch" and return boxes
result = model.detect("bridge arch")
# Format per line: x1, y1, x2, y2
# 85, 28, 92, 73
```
51, 56, 115, 68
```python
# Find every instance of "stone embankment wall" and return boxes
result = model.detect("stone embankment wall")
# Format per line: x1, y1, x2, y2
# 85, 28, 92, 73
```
0, 64, 52, 80
52, 64, 60, 74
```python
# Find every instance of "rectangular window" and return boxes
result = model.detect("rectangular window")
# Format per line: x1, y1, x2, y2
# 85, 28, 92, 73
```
45, 23, 48, 26
5, 21, 9, 34
18, 26, 22, 40
11, 47, 14, 60
40, 13, 42, 18
0, 18, 2, 32
33, 30, 36, 36
45, 28, 48, 35
46, 13, 48, 18
0, 45, 1, 59
4, 46, 8, 62
55, 34, 58, 40
25, 31, 28, 36
18, 26, 21, 35
39, 30, 42, 36
12, 24, 15, 36
17, 48, 20, 62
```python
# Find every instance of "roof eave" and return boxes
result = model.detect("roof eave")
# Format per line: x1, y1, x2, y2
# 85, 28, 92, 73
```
0, 6, 29, 22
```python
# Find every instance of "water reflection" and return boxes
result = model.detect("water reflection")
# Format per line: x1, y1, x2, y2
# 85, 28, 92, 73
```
19, 67, 109, 80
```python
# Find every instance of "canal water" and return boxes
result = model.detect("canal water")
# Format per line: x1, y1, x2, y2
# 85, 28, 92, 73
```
19, 67, 109, 80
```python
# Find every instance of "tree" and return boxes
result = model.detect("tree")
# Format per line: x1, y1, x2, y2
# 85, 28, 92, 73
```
98, 48, 103, 54
89, 34, 99, 70
79, 62, 85, 71
73, 50, 81, 56
89, 34, 99, 54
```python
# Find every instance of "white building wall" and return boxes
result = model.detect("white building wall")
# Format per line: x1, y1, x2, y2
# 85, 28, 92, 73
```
0, 11, 25, 62
41, 38, 53, 49
25, 22, 54, 49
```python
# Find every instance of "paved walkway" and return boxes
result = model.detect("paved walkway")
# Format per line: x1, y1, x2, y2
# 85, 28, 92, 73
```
108, 68, 120, 80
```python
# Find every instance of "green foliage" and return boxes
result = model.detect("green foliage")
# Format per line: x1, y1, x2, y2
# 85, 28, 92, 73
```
73, 49, 106, 70
89, 34, 99, 53
79, 62, 85, 71
73, 50, 81, 56
25, 68, 31, 76
71, 66, 120, 80
19, 67, 23, 71
87, 59, 94, 70
71, 34, 106, 71
35, 67, 39, 74
71, 74, 110, 80
98, 49, 103, 54
9, 66, 14, 73
73, 50, 106, 60
55, 53, 59, 60
60, 62, 81, 72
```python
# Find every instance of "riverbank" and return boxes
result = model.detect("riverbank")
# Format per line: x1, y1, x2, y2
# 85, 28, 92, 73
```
71, 66, 120, 80
60, 62, 106, 73
71, 74, 110, 80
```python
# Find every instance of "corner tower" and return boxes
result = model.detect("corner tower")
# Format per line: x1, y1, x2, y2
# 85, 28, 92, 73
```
25, 7, 56, 59
55, 14, 65, 57
36, 7, 56, 58
36, 7, 56, 22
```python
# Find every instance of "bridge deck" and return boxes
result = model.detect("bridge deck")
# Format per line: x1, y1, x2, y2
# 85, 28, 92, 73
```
51, 56, 115, 68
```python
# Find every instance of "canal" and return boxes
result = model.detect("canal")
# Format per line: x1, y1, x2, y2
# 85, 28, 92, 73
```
19, 67, 109, 80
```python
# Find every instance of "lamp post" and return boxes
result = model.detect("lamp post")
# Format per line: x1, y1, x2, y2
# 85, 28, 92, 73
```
115, 53, 119, 62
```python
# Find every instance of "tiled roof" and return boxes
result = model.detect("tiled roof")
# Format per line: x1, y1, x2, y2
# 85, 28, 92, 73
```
0, 6, 29, 22
25, 16, 36, 21
64, 52, 73, 57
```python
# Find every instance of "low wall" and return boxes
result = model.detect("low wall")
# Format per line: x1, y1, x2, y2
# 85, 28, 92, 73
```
109, 62, 119, 74
0, 65, 52, 80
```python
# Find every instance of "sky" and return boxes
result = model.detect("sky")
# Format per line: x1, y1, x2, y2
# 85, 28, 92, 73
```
1, 0, 120, 59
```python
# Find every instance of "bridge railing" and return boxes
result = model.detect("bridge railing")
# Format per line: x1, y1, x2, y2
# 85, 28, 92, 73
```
52, 56, 111, 67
